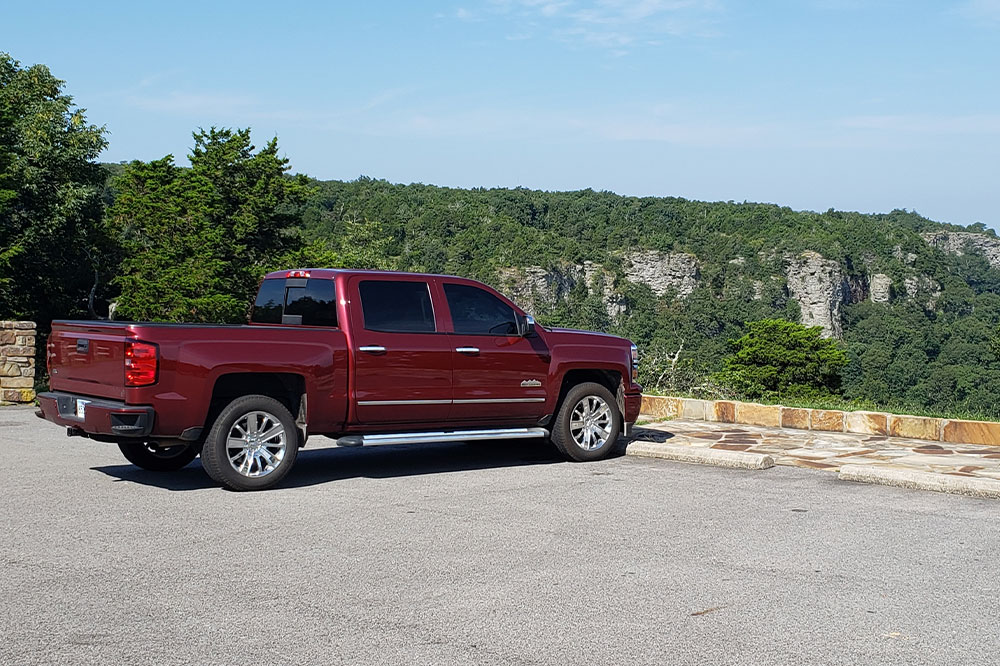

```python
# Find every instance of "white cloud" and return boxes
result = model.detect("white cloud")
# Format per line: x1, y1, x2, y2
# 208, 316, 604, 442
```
960, 0, 1000, 24
457, 0, 722, 52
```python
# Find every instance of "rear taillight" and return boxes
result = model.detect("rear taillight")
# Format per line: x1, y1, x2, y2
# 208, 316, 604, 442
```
125, 340, 158, 387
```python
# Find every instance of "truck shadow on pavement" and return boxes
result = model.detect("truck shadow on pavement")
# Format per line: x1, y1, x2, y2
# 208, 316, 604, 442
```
90, 438, 631, 491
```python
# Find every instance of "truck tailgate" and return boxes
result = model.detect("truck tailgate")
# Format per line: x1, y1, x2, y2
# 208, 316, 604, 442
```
48, 322, 130, 401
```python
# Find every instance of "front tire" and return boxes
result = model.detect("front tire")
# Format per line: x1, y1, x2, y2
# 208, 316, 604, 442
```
200, 395, 299, 491
551, 382, 622, 462
118, 441, 199, 472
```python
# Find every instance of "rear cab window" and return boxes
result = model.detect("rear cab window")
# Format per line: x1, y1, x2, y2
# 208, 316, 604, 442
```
251, 278, 338, 327
358, 280, 436, 333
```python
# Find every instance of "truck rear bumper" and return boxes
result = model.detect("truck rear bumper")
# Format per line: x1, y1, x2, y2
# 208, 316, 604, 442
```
37, 391, 155, 439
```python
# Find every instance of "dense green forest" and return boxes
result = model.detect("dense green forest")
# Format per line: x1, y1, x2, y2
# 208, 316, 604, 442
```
5, 51, 1000, 419
294, 177, 1000, 418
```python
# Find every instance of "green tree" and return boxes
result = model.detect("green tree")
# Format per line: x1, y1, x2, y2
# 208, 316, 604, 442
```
716, 319, 848, 400
0, 53, 108, 323
108, 128, 311, 322
284, 218, 399, 272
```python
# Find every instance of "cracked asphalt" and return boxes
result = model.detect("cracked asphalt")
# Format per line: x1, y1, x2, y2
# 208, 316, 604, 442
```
2, 406, 999, 665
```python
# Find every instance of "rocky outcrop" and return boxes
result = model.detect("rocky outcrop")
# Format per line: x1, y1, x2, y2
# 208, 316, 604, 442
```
497, 265, 578, 314
922, 232, 1000, 270
622, 250, 700, 298
582, 261, 627, 318
903, 275, 941, 309
845, 275, 869, 304
497, 262, 625, 319
892, 246, 917, 265
784, 251, 847, 338
500, 250, 701, 318
869, 273, 892, 304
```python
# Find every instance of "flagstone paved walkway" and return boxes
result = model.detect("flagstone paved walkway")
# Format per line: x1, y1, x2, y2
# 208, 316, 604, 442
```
633, 418, 1000, 481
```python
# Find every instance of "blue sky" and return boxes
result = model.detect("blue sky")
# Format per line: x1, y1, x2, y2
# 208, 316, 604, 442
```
4, 1, 1000, 227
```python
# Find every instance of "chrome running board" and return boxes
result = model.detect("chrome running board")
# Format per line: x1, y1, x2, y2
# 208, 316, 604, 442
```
335, 427, 549, 448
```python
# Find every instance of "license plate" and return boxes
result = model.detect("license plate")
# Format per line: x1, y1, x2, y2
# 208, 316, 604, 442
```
75, 399, 90, 419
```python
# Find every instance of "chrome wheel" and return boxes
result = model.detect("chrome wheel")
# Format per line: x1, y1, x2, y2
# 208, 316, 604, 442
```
226, 410, 287, 478
569, 395, 613, 451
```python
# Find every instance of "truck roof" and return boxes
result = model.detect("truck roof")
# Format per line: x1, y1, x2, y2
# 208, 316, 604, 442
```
262, 268, 470, 281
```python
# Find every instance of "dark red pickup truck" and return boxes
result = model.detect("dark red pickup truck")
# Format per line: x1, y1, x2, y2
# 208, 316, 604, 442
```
38, 269, 642, 490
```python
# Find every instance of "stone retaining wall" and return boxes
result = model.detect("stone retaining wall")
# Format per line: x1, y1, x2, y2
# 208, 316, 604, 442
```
640, 395, 1000, 447
1, 321, 36, 404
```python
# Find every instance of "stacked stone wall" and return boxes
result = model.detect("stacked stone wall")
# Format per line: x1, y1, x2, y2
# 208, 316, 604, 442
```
640, 395, 1000, 447
1, 321, 36, 404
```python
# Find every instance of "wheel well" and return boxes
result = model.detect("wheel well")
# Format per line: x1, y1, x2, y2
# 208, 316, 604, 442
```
555, 369, 622, 414
206, 373, 305, 431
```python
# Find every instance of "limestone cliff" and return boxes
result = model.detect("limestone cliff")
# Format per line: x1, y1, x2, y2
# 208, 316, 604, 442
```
922, 232, 1000, 269
869, 273, 892, 304
497, 262, 625, 319
498, 250, 699, 318
903, 275, 942, 309
783, 251, 848, 338
622, 250, 700, 298
499, 242, 963, 341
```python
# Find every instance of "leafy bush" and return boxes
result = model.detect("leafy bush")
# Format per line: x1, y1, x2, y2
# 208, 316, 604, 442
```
715, 319, 848, 401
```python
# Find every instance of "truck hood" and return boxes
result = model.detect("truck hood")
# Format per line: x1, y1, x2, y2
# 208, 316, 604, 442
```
544, 327, 633, 348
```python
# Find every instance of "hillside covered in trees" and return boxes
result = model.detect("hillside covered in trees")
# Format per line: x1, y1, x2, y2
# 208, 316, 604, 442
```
296, 178, 1000, 419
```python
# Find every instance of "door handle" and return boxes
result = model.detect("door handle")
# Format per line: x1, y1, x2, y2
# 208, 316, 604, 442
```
455, 347, 480, 354
359, 345, 386, 354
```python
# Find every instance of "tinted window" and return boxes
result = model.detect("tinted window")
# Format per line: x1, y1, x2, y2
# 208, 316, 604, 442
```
286, 279, 337, 327
444, 283, 517, 335
360, 280, 436, 333
251, 278, 338, 327
251, 279, 285, 324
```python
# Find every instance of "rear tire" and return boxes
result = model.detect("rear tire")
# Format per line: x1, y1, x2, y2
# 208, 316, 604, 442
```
118, 441, 199, 472
200, 395, 299, 491
551, 382, 621, 462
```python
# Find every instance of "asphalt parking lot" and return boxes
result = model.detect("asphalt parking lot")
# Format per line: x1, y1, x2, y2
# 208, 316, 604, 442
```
2, 406, 999, 665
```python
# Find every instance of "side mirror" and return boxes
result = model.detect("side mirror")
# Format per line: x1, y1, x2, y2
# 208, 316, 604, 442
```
518, 314, 536, 337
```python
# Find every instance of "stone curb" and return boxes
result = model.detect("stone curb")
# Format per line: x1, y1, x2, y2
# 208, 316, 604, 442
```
639, 394, 1000, 447
626, 440, 775, 470
839, 464, 1000, 500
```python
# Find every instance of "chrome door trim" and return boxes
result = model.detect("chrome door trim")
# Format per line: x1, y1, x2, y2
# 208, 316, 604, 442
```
358, 397, 545, 406
453, 398, 545, 404
357, 399, 452, 406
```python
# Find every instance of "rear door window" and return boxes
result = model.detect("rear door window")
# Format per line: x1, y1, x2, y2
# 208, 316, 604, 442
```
286, 279, 337, 327
444, 283, 518, 335
251, 278, 338, 327
359, 280, 436, 333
